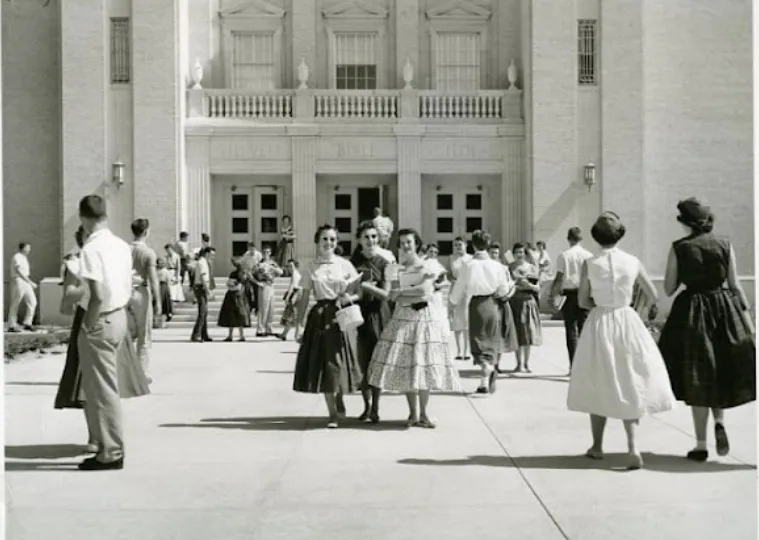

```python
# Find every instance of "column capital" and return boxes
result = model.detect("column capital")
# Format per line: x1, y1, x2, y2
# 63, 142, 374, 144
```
393, 124, 426, 138
288, 124, 320, 137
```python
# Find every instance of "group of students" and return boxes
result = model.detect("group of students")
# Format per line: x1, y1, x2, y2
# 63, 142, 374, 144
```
289, 197, 756, 471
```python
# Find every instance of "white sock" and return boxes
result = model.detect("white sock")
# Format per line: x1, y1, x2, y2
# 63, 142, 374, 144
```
695, 440, 707, 451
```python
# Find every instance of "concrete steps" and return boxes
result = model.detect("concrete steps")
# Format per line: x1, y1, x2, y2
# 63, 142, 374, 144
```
164, 278, 560, 329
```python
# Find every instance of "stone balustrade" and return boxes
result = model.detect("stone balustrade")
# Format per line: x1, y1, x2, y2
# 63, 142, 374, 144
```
188, 88, 522, 123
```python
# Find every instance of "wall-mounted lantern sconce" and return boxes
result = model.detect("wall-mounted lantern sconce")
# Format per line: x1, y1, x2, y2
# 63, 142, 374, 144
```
476, 184, 483, 191
334, 185, 340, 191
583, 161, 597, 191
112, 160, 126, 187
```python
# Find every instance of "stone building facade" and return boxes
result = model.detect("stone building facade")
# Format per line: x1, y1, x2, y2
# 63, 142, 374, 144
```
2, 0, 754, 305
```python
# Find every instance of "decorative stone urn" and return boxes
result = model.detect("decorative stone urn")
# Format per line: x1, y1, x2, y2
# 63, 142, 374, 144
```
192, 58, 203, 90
297, 58, 309, 89
507, 59, 518, 89
403, 57, 414, 90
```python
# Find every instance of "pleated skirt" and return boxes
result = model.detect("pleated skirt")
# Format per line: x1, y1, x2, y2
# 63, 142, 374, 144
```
469, 295, 500, 367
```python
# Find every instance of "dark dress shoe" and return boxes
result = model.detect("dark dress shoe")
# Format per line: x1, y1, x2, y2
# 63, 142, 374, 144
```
23, 325, 34, 331
78, 456, 124, 471
687, 449, 709, 462
203, 337, 213, 342
191, 337, 203, 343
475, 386, 488, 394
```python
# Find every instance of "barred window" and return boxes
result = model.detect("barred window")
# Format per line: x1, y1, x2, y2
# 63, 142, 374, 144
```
232, 32, 275, 90
110, 18, 130, 84
335, 32, 378, 90
578, 19, 597, 86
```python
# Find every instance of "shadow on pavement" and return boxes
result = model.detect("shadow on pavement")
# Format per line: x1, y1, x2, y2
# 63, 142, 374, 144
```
398, 453, 758, 473
5, 460, 79, 472
161, 416, 409, 432
257, 370, 295, 374
5, 381, 59, 386
458, 369, 569, 384
5, 444, 89, 460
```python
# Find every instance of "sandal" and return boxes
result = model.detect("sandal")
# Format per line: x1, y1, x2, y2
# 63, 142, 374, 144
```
417, 418, 437, 429
406, 416, 418, 427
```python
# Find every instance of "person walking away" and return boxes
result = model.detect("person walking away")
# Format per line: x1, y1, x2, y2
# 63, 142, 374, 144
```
567, 212, 676, 470
7, 242, 37, 332
191, 247, 215, 342
128, 218, 161, 381
658, 197, 756, 462
450, 231, 514, 394
75, 194, 135, 471
550, 227, 593, 375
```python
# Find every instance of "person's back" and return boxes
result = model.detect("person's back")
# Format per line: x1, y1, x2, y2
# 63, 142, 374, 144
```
673, 232, 729, 292
587, 247, 639, 309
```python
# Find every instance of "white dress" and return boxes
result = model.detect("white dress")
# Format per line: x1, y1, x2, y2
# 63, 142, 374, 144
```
567, 247, 676, 420
449, 254, 472, 332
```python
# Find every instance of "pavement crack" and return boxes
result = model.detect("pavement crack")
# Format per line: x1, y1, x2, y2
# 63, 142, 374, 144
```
465, 395, 572, 540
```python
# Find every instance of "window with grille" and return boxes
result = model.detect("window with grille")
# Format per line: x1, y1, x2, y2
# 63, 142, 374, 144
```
334, 32, 378, 90
578, 19, 598, 86
110, 18, 130, 84
435, 32, 480, 92
232, 32, 275, 90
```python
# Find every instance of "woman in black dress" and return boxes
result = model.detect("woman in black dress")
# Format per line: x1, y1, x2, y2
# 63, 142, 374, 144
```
658, 198, 755, 462
218, 257, 252, 341
292, 224, 362, 428
350, 220, 393, 423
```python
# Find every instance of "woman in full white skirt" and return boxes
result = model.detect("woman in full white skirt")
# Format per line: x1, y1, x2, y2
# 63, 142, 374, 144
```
567, 212, 676, 470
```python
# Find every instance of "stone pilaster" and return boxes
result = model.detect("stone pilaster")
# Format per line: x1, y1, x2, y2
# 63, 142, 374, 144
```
132, 0, 182, 246
501, 135, 525, 247
395, 0, 419, 88
601, 1, 645, 260
289, 125, 319, 265
394, 124, 425, 231
61, 0, 107, 249
291, 0, 317, 90
183, 136, 211, 245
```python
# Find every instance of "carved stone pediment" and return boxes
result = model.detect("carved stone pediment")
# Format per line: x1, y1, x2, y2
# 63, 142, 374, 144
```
322, 0, 389, 19
426, 0, 491, 21
219, 0, 285, 19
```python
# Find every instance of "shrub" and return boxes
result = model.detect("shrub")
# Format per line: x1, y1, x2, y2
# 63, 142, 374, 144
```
4, 328, 70, 362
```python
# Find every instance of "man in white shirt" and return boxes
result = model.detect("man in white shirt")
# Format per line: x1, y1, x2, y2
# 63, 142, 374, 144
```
191, 247, 215, 342
372, 207, 394, 249
76, 194, 134, 471
550, 227, 594, 372
450, 230, 513, 395
175, 231, 191, 285
7, 242, 37, 332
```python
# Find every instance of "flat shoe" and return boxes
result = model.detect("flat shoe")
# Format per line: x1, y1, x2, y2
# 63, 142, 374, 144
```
585, 448, 603, 460
687, 449, 709, 462
326, 417, 339, 429
627, 453, 644, 470
78, 456, 124, 471
416, 418, 437, 429
406, 416, 418, 427
715, 424, 730, 456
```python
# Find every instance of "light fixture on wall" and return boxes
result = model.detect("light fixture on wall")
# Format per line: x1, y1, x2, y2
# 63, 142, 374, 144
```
112, 160, 126, 187
476, 185, 483, 191
334, 185, 340, 191
583, 161, 597, 191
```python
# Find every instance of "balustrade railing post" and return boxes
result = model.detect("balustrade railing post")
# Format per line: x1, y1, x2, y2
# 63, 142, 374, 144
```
399, 89, 419, 122
188, 88, 205, 117
294, 88, 314, 120
502, 88, 523, 122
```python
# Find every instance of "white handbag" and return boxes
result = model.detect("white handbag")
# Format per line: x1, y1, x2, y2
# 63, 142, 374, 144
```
335, 299, 364, 331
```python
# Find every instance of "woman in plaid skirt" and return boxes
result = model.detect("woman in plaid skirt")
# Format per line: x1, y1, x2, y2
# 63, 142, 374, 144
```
658, 198, 756, 462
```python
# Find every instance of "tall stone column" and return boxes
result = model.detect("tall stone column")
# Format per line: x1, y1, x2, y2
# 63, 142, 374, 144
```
394, 124, 424, 231
395, 0, 419, 88
501, 134, 526, 247
289, 125, 318, 264
61, 0, 107, 250
292, 0, 317, 88
132, 0, 182, 246
184, 135, 211, 245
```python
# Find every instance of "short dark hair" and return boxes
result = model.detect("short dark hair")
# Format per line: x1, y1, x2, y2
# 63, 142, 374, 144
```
201, 233, 210, 243
199, 246, 215, 257
131, 218, 150, 238
591, 220, 627, 246
536, 241, 546, 249
512, 241, 527, 253
471, 230, 491, 251
426, 243, 439, 252
397, 228, 424, 253
18, 242, 29, 251
179, 231, 189, 240
355, 220, 378, 239
288, 258, 300, 268
454, 236, 466, 244
78, 194, 107, 221
164, 243, 173, 250
489, 242, 501, 251
567, 227, 582, 242
282, 214, 291, 222
247, 241, 256, 248
74, 228, 85, 249
313, 224, 338, 244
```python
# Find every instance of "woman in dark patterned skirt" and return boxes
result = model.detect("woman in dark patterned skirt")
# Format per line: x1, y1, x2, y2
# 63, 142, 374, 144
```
487, 242, 518, 373
658, 198, 756, 462
350, 220, 393, 423
218, 258, 252, 341
508, 242, 543, 372
292, 224, 363, 428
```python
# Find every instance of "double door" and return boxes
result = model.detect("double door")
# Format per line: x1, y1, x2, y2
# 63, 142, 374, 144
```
328, 186, 383, 256
229, 186, 282, 258
423, 186, 486, 267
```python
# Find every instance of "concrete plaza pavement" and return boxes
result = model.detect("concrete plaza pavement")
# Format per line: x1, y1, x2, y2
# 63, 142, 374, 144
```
4, 326, 757, 540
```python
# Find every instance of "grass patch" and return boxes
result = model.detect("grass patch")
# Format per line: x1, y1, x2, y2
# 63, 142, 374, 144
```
4, 328, 70, 362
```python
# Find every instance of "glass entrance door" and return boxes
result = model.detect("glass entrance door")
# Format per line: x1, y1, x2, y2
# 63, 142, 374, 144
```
429, 187, 485, 267
253, 187, 282, 253
329, 187, 381, 256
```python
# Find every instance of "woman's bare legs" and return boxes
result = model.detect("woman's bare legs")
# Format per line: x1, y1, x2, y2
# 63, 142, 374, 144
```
623, 419, 643, 469
405, 392, 418, 426
324, 393, 339, 427
712, 408, 729, 455
418, 390, 436, 427
237, 326, 245, 340
523, 346, 532, 372
454, 330, 468, 358
586, 414, 606, 459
